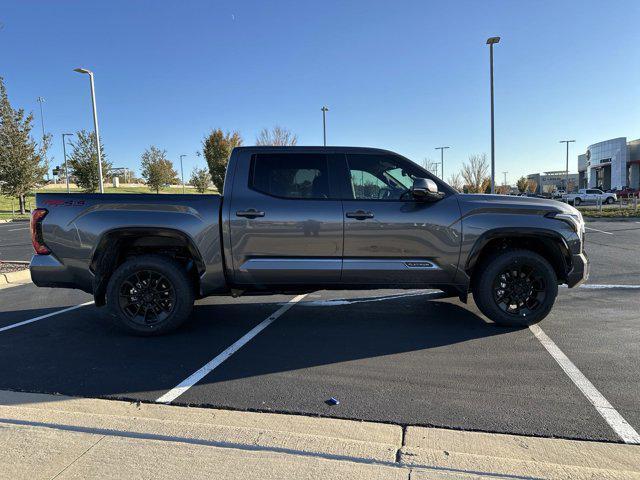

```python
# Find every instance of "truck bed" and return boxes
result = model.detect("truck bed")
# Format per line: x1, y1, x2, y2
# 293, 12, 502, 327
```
31, 193, 227, 296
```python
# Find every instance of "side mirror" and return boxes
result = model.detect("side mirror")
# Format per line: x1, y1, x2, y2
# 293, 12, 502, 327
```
412, 178, 444, 201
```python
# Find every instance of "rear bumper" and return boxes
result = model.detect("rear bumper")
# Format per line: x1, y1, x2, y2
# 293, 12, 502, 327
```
566, 252, 589, 288
29, 254, 84, 290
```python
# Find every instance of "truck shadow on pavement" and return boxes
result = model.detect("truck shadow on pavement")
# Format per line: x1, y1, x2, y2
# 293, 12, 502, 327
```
0, 295, 520, 403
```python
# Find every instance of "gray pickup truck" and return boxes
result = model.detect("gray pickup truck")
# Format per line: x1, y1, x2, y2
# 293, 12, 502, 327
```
30, 146, 588, 335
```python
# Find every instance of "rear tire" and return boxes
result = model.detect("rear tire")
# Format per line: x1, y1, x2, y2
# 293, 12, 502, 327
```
573, 197, 581, 206
472, 249, 557, 327
106, 254, 195, 336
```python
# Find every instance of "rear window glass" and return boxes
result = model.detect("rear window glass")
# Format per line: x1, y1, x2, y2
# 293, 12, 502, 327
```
250, 154, 331, 199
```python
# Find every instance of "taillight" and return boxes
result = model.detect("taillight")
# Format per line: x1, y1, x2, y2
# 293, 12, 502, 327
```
30, 208, 51, 255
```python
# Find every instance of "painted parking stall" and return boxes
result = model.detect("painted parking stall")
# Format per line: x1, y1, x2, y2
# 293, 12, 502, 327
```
0, 220, 639, 444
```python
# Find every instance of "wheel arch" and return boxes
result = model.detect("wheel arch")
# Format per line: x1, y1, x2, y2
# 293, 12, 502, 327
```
466, 228, 571, 286
90, 227, 205, 306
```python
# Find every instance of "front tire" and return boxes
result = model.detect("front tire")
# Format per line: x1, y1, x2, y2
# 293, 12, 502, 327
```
573, 197, 581, 206
472, 249, 557, 327
606, 197, 615, 204
106, 254, 195, 336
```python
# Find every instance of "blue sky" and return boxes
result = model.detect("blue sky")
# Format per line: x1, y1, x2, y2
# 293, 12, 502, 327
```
1, 0, 639, 184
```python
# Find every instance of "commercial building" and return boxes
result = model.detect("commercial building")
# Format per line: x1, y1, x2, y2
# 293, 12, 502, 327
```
526, 171, 579, 194
578, 137, 640, 190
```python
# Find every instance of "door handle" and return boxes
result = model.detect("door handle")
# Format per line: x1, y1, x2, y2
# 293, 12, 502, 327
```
345, 210, 374, 220
236, 209, 265, 218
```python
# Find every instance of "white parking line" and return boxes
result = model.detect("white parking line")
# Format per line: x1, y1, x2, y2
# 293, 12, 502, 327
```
156, 294, 308, 404
7, 227, 29, 232
0, 301, 95, 333
585, 226, 613, 235
529, 324, 640, 444
579, 284, 640, 289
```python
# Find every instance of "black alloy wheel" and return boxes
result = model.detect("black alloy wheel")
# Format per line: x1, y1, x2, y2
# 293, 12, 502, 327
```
118, 270, 176, 326
492, 262, 547, 317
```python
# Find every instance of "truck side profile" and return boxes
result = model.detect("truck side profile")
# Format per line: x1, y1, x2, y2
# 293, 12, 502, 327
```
30, 146, 588, 335
563, 188, 616, 206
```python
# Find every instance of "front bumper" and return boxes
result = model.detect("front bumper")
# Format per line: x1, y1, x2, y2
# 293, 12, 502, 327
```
566, 251, 589, 288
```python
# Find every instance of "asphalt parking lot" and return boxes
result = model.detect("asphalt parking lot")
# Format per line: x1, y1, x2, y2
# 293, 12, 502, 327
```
1, 219, 639, 445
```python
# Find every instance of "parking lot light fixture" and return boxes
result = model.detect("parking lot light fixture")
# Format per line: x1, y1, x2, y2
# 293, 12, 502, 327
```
321, 106, 329, 146
74, 67, 104, 194
560, 140, 576, 191
62, 133, 74, 193
486, 36, 500, 194
180, 155, 187, 193
435, 146, 450, 179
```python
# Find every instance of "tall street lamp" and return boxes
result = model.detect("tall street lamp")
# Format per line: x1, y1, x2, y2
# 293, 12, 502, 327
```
74, 68, 104, 193
179, 154, 187, 193
36, 97, 46, 141
62, 133, 73, 193
486, 36, 500, 194
560, 140, 575, 190
321, 106, 329, 146
435, 146, 450, 179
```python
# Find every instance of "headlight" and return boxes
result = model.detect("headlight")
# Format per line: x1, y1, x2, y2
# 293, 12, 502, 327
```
546, 211, 585, 236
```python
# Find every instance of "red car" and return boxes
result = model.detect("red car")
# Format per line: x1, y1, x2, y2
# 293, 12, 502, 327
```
614, 187, 640, 198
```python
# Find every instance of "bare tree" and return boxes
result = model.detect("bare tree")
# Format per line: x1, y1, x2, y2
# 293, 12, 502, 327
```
461, 154, 489, 193
526, 179, 538, 193
255, 126, 298, 146
446, 172, 463, 192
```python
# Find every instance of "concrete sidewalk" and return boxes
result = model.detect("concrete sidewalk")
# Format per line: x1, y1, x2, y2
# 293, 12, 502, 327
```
0, 390, 638, 480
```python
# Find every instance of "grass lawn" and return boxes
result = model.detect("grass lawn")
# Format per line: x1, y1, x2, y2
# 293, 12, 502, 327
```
0, 184, 219, 220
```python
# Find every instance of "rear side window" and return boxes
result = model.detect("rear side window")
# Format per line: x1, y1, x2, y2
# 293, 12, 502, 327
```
250, 154, 331, 199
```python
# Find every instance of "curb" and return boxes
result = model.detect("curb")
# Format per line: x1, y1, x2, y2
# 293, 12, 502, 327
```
0, 218, 30, 223
0, 268, 31, 287
0, 390, 638, 480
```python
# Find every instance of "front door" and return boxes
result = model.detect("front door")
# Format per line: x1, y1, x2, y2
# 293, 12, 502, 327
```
228, 152, 343, 286
340, 152, 462, 285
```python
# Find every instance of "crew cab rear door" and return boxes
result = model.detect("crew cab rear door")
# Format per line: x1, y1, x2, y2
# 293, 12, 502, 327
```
336, 152, 461, 285
227, 151, 344, 285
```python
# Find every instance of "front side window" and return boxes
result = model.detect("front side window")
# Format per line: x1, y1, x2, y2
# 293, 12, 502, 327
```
346, 154, 423, 200
250, 154, 330, 199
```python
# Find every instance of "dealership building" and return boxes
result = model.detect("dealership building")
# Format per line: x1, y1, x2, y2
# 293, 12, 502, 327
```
578, 137, 640, 190
526, 171, 579, 194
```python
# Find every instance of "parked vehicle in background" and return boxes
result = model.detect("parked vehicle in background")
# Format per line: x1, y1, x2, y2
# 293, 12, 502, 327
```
613, 187, 640, 198
552, 190, 566, 199
29, 146, 588, 335
563, 188, 617, 206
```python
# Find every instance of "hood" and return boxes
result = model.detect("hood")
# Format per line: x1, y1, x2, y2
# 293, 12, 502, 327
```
457, 194, 579, 217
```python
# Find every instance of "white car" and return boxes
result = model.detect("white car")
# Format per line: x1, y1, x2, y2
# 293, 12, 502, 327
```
562, 188, 617, 206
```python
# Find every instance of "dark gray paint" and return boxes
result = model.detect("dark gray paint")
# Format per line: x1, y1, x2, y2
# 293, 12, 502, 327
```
30, 146, 588, 298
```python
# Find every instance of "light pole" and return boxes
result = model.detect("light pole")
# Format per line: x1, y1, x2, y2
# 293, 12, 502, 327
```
74, 68, 104, 193
36, 97, 48, 179
560, 140, 575, 191
62, 133, 73, 193
36, 97, 46, 140
486, 36, 500, 194
321, 106, 329, 146
435, 146, 450, 179
179, 154, 187, 193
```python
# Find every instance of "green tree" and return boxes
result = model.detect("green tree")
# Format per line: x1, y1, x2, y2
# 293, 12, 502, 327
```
516, 176, 528, 193
140, 146, 178, 193
190, 166, 211, 193
0, 77, 49, 214
202, 129, 243, 192
68, 129, 111, 192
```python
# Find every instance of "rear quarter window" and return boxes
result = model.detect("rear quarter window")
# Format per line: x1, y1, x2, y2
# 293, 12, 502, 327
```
249, 153, 331, 199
